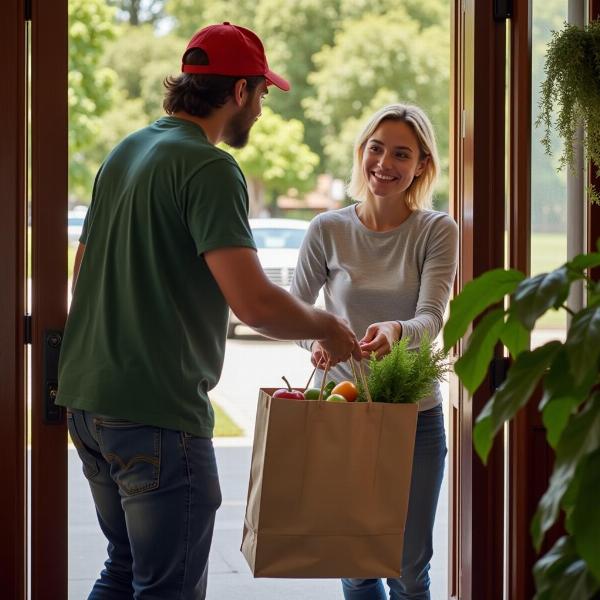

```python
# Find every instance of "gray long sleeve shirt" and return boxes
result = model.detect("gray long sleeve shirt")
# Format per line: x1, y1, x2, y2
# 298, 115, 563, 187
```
290, 204, 458, 411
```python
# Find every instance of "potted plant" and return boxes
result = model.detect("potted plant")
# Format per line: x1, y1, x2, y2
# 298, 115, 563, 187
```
444, 20, 600, 599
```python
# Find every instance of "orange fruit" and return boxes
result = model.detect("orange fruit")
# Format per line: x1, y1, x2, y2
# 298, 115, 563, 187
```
330, 381, 358, 402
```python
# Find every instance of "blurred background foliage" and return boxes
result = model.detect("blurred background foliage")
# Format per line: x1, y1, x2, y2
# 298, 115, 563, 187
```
69, 0, 566, 226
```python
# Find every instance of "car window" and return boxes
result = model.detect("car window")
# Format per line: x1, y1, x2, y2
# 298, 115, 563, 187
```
251, 228, 307, 250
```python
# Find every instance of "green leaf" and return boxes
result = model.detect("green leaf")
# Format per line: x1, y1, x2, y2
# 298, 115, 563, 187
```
533, 536, 600, 600
532, 394, 600, 550
472, 399, 494, 461
568, 251, 600, 272
501, 312, 529, 357
443, 269, 525, 351
572, 449, 600, 582
473, 341, 562, 463
564, 305, 600, 386
542, 397, 581, 449
454, 308, 505, 394
540, 349, 594, 448
512, 267, 572, 330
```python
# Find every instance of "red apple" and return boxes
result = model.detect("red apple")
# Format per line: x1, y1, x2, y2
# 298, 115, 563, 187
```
272, 376, 305, 400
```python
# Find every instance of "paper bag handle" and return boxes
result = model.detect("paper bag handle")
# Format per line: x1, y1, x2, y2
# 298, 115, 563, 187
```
317, 360, 331, 402
351, 356, 373, 403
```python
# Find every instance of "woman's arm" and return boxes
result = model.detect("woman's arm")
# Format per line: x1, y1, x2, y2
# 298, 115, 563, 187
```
359, 216, 459, 357
398, 216, 459, 347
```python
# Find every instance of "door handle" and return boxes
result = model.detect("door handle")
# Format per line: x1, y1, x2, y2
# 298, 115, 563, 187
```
43, 329, 64, 424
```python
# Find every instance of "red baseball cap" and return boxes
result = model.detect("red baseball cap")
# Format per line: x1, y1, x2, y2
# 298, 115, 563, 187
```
181, 22, 290, 92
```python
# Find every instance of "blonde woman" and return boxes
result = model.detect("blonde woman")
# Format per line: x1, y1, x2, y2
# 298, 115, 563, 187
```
290, 103, 458, 599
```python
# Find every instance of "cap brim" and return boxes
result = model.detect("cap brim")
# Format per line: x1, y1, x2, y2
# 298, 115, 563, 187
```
265, 69, 290, 92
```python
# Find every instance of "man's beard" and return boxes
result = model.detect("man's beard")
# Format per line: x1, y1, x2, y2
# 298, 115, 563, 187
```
223, 102, 255, 149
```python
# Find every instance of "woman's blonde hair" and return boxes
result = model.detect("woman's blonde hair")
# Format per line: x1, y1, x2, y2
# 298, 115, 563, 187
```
347, 103, 440, 210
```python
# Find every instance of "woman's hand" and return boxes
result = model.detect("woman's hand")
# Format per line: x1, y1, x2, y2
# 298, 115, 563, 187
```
359, 321, 402, 360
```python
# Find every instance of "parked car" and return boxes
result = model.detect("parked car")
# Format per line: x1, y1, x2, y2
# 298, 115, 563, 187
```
228, 218, 324, 338
67, 206, 88, 244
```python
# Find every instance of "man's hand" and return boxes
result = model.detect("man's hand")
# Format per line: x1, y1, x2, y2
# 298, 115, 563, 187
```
359, 321, 402, 360
314, 314, 362, 367
310, 341, 328, 369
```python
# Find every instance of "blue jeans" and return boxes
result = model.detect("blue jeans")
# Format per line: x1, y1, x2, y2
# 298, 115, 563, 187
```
67, 409, 222, 600
342, 404, 447, 600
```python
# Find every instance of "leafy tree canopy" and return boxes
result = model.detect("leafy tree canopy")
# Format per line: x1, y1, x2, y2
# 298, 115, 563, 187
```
226, 105, 320, 208
107, 0, 165, 26
164, 0, 450, 162
69, 0, 119, 200
102, 24, 185, 116
303, 8, 449, 185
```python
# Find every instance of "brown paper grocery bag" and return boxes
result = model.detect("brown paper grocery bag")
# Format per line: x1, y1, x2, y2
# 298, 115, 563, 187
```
241, 389, 418, 578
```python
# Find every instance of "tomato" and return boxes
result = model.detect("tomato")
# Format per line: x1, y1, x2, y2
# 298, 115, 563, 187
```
330, 381, 358, 402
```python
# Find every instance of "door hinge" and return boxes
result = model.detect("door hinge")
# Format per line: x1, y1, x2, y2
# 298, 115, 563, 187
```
490, 357, 511, 391
24, 314, 32, 345
24, 0, 32, 21
493, 0, 512, 21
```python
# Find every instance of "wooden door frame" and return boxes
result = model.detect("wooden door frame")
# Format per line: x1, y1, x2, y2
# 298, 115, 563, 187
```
450, 1, 508, 598
0, 1, 27, 597
590, 0, 600, 271
506, 0, 537, 598
29, 1, 69, 598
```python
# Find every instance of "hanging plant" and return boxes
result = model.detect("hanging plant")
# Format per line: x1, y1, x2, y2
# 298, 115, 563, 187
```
537, 20, 600, 202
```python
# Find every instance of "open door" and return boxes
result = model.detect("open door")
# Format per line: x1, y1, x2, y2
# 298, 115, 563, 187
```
29, 0, 69, 598
0, 0, 27, 595
449, 1, 509, 598
0, 1, 69, 599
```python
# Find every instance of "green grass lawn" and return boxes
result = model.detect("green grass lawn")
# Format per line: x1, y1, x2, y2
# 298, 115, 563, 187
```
531, 233, 567, 330
531, 233, 567, 277
212, 400, 244, 437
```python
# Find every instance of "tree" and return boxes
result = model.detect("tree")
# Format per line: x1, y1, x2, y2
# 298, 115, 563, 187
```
102, 25, 185, 117
303, 8, 449, 205
338, 0, 448, 29
107, 0, 166, 26
165, 0, 258, 38
249, 0, 341, 157
69, 0, 119, 201
530, 0, 569, 232
226, 106, 320, 216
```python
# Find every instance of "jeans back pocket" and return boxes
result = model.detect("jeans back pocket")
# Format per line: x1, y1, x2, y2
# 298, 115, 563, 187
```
67, 412, 100, 481
94, 417, 161, 496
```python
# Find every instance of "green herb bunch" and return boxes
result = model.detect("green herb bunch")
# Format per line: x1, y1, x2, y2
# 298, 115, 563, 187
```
357, 336, 448, 404
537, 20, 600, 203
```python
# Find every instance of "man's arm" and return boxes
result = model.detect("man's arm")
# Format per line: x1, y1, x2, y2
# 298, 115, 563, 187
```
72, 243, 85, 294
204, 246, 360, 365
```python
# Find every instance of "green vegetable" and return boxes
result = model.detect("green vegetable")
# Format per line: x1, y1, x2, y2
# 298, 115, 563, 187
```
303, 387, 321, 400
322, 380, 336, 399
357, 337, 448, 404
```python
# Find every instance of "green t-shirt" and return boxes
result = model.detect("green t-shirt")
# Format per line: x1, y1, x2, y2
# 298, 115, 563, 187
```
56, 117, 256, 437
